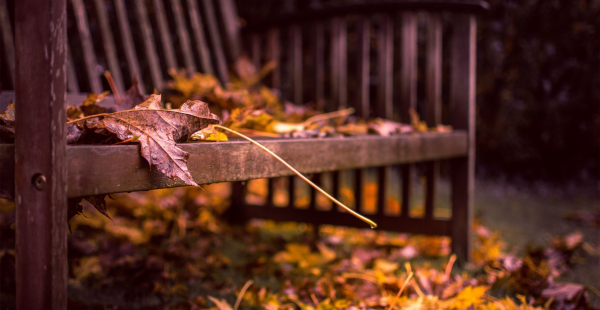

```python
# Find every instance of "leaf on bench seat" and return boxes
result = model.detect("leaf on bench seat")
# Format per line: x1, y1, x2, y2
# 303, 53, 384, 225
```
69, 95, 220, 186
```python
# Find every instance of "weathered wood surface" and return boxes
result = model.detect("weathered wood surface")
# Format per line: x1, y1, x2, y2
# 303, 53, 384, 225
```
0, 132, 467, 200
450, 14, 477, 263
14, 0, 68, 308
241, 204, 452, 236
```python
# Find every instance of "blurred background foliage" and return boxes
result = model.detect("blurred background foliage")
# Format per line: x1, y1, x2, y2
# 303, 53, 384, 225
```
236, 0, 600, 184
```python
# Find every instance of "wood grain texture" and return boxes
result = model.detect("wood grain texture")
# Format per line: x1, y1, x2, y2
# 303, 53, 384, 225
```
134, 0, 163, 91
450, 13, 476, 263
114, 0, 146, 91
72, 0, 103, 93
186, 0, 213, 74
93, 0, 125, 93
0, 133, 468, 200
0, 0, 15, 88
14, 0, 68, 308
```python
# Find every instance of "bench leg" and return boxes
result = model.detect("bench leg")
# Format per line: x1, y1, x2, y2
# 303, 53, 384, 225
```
15, 0, 68, 309
450, 14, 476, 264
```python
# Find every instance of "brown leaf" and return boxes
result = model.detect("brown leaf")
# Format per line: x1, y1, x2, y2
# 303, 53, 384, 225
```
95, 96, 220, 185
81, 91, 112, 116
67, 198, 84, 233
120, 74, 147, 110
83, 195, 112, 221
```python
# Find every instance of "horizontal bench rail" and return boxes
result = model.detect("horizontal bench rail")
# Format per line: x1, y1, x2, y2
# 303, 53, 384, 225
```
0, 132, 467, 199
244, 0, 489, 31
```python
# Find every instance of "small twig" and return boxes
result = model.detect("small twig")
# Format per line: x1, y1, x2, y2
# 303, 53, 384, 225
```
104, 71, 121, 105
444, 254, 457, 280
387, 272, 414, 310
212, 124, 377, 228
233, 280, 253, 310
303, 107, 355, 127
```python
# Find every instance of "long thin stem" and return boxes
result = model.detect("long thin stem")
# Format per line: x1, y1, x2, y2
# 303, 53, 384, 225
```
303, 107, 355, 127
234, 280, 253, 310
66, 108, 206, 124
212, 124, 377, 229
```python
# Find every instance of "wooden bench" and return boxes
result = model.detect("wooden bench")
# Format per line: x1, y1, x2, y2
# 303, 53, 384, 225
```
0, 0, 487, 308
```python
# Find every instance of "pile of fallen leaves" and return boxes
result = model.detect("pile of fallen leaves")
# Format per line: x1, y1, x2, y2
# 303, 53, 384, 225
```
2, 184, 598, 309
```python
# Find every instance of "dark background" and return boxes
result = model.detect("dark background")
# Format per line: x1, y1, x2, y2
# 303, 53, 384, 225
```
236, 0, 600, 186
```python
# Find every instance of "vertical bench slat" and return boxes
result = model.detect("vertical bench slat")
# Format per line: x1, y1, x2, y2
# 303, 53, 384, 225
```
400, 12, 417, 217
355, 16, 369, 216
377, 15, 394, 217
0, 0, 15, 88
313, 22, 325, 103
171, 0, 196, 73
377, 14, 393, 118
134, 0, 164, 91
425, 13, 442, 219
250, 33, 260, 69
114, 0, 146, 91
218, 0, 242, 62
356, 16, 370, 119
289, 24, 302, 104
66, 45, 80, 93
186, 0, 214, 74
311, 22, 325, 213
330, 17, 347, 109
15, 0, 68, 308
151, 0, 178, 71
72, 0, 103, 93
201, 0, 229, 84
450, 14, 476, 262
266, 28, 280, 89
338, 18, 347, 109
93, 0, 125, 93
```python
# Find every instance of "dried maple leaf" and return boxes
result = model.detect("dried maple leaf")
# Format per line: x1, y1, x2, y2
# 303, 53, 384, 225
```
79, 95, 220, 186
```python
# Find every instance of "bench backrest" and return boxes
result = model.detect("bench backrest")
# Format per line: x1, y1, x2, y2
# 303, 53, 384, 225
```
0, 0, 240, 99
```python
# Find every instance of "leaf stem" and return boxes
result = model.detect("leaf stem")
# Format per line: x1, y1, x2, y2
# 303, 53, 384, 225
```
66, 108, 213, 124
212, 124, 377, 229
303, 107, 355, 127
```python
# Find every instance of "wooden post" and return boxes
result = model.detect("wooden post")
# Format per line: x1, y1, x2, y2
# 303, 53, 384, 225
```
15, 0, 68, 309
450, 14, 476, 263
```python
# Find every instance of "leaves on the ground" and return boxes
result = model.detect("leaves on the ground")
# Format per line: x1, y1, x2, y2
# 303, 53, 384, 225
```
0, 100, 15, 143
